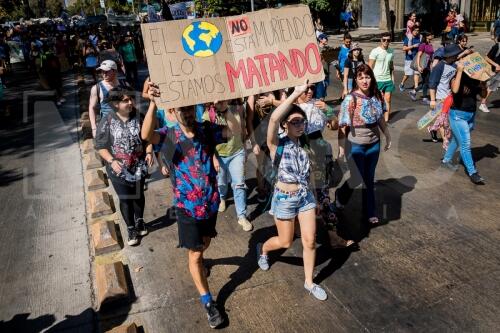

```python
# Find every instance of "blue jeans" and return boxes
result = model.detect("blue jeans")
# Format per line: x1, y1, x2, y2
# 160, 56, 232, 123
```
336, 141, 380, 218
217, 148, 247, 218
443, 109, 477, 175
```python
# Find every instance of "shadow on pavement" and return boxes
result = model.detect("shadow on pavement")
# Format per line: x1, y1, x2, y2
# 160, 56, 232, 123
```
335, 175, 417, 242
389, 108, 416, 124
472, 144, 499, 163
207, 225, 285, 327
147, 207, 177, 233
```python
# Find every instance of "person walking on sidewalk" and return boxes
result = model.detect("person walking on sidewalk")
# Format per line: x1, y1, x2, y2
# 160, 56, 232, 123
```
335, 64, 391, 225
89, 60, 130, 138
336, 33, 352, 84
342, 42, 365, 99
369, 32, 395, 122
142, 82, 241, 329
401, 26, 421, 94
83, 39, 98, 84
96, 87, 153, 246
428, 44, 460, 145
478, 35, 500, 113
203, 99, 253, 232
441, 60, 488, 185
256, 81, 329, 302
413, 31, 435, 104
118, 32, 139, 89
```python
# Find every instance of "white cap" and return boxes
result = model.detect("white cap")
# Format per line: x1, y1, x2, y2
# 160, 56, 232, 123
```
97, 60, 117, 71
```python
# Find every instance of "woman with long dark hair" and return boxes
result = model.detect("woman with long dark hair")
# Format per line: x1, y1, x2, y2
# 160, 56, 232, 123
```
336, 64, 391, 224
256, 81, 328, 301
342, 42, 365, 99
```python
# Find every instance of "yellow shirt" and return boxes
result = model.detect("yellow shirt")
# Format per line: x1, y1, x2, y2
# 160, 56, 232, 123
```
202, 105, 243, 157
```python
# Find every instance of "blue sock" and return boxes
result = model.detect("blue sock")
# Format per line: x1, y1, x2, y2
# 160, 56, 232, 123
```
200, 292, 213, 306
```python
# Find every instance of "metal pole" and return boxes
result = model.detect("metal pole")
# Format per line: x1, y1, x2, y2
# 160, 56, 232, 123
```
251, 0, 254, 12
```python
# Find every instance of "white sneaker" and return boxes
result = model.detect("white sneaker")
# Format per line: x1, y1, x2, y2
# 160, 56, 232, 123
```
304, 282, 328, 301
479, 103, 490, 113
238, 217, 253, 231
218, 199, 226, 212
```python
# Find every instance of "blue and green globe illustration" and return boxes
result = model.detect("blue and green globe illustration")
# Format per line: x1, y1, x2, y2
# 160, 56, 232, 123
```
181, 21, 223, 57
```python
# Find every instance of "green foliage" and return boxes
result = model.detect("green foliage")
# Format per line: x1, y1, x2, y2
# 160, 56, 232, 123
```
0, 0, 28, 20
300, 0, 330, 12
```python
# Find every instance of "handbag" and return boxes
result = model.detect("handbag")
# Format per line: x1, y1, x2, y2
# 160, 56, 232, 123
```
410, 52, 429, 71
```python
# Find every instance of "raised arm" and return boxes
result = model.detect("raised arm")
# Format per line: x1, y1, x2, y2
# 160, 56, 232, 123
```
88, 84, 99, 138
450, 61, 464, 94
141, 82, 161, 144
267, 81, 308, 160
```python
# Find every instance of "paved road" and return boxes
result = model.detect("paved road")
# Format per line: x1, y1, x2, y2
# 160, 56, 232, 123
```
0, 67, 95, 332
103, 34, 500, 332
0, 31, 499, 333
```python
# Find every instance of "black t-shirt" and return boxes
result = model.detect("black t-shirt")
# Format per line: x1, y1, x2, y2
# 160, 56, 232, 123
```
452, 74, 482, 112
344, 58, 365, 79
487, 43, 500, 71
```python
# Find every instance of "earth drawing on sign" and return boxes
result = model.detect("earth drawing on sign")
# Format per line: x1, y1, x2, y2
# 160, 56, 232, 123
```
182, 21, 223, 57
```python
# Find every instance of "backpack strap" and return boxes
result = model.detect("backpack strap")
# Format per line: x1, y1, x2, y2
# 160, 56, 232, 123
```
263, 137, 285, 212
273, 137, 285, 171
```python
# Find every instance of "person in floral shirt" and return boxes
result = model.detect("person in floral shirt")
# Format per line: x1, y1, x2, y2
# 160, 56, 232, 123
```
141, 82, 240, 329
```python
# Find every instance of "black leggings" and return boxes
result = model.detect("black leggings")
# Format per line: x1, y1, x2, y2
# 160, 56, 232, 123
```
110, 177, 145, 228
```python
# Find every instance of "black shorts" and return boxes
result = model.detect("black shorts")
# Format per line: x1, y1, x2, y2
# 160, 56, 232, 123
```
175, 207, 217, 250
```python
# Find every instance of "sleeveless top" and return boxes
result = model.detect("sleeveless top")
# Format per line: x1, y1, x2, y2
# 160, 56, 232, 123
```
98, 81, 114, 118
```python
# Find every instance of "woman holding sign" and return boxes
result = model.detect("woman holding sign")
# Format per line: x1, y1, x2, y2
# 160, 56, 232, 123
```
256, 81, 328, 301
441, 60, 488, 185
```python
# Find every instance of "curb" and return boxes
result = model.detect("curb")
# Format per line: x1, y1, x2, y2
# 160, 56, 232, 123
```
75, 75, 142, 332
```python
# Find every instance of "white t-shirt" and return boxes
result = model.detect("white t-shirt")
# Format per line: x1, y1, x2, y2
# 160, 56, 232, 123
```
369, 47, 394, 82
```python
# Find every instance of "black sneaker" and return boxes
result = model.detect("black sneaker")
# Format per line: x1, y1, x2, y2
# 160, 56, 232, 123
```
204, 301, 224, 328
135, 218, 148, 236
430, 130, 439, 142
440, 161, 459, 172
127, 227, 139, 246
469, 173, 485, 185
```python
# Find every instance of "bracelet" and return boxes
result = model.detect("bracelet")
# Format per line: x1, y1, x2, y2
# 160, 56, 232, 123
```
109, 158, 117, 164
146, 152, 153, 155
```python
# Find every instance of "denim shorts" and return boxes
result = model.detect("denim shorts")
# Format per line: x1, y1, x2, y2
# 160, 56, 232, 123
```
269, 187, 316, 220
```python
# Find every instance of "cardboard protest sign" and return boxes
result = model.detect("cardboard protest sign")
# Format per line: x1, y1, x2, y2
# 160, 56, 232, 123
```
462, 52, 493, 81
141, 5, 324, 109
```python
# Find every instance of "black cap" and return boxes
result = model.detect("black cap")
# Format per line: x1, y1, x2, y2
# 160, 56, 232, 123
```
443, 44, 462, 58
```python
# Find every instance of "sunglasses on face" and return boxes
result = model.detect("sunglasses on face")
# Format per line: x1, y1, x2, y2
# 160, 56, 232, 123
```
382, 38, 391, 42
287, 118, 307, 127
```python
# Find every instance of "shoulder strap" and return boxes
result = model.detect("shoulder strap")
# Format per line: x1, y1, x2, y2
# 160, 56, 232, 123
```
273, 137, 285, 170
95, 82, 101, 104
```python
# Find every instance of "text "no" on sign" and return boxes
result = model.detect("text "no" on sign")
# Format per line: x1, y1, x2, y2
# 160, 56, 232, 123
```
228, 16, 252, 36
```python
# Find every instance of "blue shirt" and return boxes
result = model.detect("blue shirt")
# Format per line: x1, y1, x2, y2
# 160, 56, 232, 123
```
338, 45, 350, 72
403, 35, 421, 60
